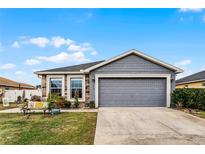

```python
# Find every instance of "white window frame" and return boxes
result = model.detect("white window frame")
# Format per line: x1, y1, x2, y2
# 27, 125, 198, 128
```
95, 74, 171, 108
67, 75, 85, 102
46, 75, 65, 97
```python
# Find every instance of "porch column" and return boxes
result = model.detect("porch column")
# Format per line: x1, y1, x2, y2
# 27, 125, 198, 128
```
42, 75, 47, 97
85, 74, 90, 103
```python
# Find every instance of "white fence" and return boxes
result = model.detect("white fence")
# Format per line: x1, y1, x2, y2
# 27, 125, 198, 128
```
4, 89, 42, 102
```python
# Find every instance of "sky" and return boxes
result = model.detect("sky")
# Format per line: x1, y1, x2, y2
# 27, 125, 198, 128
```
0, 8, 205, 85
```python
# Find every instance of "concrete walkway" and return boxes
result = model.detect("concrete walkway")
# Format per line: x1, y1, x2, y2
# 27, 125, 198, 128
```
0, 108, 98, 113
94, 107, 205, 145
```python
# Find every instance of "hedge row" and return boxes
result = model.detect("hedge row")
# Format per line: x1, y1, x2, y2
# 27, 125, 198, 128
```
171, 88, 205, 110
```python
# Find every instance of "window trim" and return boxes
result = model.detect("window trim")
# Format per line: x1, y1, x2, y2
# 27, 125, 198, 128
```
50, 78, 63, 96
46, 75, 65, 97
67, 75, 85, 102
70, 78, 83, 99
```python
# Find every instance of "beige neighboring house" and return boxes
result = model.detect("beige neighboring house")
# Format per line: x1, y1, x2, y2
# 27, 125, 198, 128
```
176, 70, 205, 88
0, 76, 35, 90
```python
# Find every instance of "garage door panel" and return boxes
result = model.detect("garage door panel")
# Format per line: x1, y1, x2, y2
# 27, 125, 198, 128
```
99, 78, 166, 107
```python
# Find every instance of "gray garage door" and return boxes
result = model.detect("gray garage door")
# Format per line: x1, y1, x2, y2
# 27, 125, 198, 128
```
99, 78, 166, 107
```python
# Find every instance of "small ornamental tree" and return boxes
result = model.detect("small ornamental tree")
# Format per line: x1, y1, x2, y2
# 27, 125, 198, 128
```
74, 90, 79, 108
17, 96, 22, 104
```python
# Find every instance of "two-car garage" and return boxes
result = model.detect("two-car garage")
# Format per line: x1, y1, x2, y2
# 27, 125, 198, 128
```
95, 74, 171, 108
87, 50, 182, 108
99, 78, 167, 107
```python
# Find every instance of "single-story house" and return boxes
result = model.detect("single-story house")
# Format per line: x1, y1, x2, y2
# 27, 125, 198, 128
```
0, 76, 35, 90
35, 49, 183, 107
176, 70, 205, 88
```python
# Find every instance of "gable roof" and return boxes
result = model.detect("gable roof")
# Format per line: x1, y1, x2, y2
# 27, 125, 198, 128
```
84, 49, 183, 73
176, 70, 205, 85
35, 60, 105, 74
0, 76, 35, 89
35, 49, 183, 75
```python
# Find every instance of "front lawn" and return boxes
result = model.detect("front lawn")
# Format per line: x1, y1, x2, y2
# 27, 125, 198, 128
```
0, 102, 18, 111
178, 108, 205, 120
194, 111, 205, 119
0, 112, 97, 145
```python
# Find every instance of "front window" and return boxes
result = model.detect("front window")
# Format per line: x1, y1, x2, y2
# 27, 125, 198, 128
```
70, 78, 83, 99
50, 78, 62, 96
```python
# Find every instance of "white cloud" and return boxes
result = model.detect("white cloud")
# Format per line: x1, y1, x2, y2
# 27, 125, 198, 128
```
68, 44, 82, 52
179, 8, 203, 13
15, 71, 26, 75
13, 36, 98, 56
51, 36, 74, 48
70, 51, 89, 63
91, 51, 97, 55
29, 37, 50, 47
12, 41, 20, 48
25, 59, 41, 65
175, 59, 191, 66
36, 51, 89, 64
176, 68, 193, 79
175, 59, 192, 79
0, 63, 16, 70
37, 52, 70, 63
68, 42, 96, 54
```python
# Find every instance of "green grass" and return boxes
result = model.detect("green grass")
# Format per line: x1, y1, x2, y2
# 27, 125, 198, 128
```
194, 111, 205, 119
0, 103, 18, 111
0, 112, 97, 145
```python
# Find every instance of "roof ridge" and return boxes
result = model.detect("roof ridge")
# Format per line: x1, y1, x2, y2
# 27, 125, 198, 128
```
35, 60, 105, 73
0, 76, 34, 87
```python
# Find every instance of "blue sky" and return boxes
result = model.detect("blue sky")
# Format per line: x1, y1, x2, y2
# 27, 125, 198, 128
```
0, 8, 205, 85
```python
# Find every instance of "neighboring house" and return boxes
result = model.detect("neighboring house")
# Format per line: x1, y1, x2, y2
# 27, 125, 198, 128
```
0, 76, 35, 90
35, 49, 183, 107
176, 70, 205, 88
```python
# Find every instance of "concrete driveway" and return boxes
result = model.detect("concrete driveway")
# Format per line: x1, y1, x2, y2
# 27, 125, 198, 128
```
94, 107, 205, 145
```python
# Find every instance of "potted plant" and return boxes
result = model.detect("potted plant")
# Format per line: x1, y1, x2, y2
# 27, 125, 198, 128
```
89, 100, 95, 108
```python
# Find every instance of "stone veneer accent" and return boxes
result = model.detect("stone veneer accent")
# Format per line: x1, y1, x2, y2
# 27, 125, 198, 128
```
64, 75, 67, 97
42, 75, 46, 97
85, 74, 90, 103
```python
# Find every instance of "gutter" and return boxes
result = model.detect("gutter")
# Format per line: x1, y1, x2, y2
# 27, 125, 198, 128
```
176, 79, 205, 85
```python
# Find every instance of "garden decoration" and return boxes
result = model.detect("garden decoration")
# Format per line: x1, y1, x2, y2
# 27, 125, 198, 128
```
21, 101, 50, 116
2, 98, 10, 107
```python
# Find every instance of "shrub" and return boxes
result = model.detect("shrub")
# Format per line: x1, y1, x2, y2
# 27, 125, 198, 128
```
31, 95, 41, 101
47, 93, 58, 103
55, 96, 66, 108
74, 90, 79, 108
47, 101, 54, 110
64, 100, 71, 108
47, 93, 66, 108
89, 100, 95, 108
171, 88, 205, 110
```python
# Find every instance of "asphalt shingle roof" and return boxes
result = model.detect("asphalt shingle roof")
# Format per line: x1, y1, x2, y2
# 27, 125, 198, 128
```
0, 76, 35, 89
37, 60, 105, 73
176, 70, 205, 84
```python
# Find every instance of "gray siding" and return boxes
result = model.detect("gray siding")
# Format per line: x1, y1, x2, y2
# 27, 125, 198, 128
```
99, 78, 166, 107
90, 54, 176, 101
